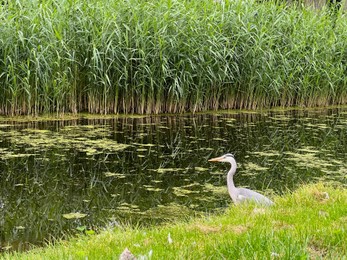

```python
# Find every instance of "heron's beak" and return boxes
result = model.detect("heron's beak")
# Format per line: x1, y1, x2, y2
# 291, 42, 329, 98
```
208, 156, 223, 162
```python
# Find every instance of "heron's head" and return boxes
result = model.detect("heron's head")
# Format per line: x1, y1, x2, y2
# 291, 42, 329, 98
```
208, 153, 235, 163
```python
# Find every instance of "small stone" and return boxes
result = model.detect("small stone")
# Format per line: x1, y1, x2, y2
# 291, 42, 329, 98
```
322, 192, 329, 200
271, 252, 280, 258
168, 233, 173, 244
319, 210, 329, 218
119, 248, 137, 260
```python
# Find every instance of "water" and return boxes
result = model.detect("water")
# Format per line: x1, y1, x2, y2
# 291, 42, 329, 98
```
0, 108, 346, 251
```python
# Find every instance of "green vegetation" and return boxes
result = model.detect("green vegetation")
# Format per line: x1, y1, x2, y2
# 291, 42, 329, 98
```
4, 183, 347, 259
0, 125, 129, 157
0, 0, 346, 115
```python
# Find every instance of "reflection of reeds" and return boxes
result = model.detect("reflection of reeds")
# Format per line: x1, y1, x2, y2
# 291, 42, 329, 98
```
1, 110, 347, 251
0, 0, 346, 115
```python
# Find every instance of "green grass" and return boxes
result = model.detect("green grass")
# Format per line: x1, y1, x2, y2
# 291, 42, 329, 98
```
0, 0, 346, 115
4, 183, 347, 259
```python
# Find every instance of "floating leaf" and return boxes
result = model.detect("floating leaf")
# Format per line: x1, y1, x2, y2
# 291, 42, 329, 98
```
146, 187, 164, 192
194, 167, 209, 172
173, 187, 200, 197
22, 129, 52, 134
104, 172, 126, 178
150, 168, 186, 174
132, 142, 156, 147
0, 124, 12, 128
2, 125, 130, 159
15, 226, 25, 230
63, 212, 87, 219
244, 162, 269, 171
269, 116, 291, 121
76, 225, 87, 232
204, 183, 228, 196
151, 180, 163, 183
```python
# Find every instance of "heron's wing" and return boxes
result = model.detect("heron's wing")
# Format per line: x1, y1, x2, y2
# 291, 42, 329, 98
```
237, 194, 247, 201
237, 188, 274, 206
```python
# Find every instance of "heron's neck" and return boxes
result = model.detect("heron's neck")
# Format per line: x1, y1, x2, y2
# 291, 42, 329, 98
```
227, 159, 237, 191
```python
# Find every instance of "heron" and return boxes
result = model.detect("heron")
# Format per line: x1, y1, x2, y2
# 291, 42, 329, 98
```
208, 153, 274, 206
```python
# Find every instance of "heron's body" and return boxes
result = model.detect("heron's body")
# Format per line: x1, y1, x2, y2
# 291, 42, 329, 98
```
209, 153, 273, 206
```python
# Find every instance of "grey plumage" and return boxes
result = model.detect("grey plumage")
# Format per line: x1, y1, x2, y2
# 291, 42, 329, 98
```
209, 153, 273, 206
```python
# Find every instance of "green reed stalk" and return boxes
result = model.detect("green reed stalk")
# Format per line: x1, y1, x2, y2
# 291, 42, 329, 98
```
0, 0, 346, 115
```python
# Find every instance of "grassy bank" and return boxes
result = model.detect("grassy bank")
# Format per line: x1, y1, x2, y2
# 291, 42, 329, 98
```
0, 0, 346, 115
4, 183, 347, 259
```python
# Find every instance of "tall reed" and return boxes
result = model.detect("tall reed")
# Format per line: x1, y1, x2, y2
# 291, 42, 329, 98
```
0, 0, 346, 115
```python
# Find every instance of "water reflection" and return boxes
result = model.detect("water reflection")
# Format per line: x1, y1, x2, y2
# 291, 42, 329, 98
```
0, 108, 346, 251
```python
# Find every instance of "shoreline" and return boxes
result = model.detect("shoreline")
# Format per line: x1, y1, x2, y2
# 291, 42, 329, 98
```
4, 183, 347, 259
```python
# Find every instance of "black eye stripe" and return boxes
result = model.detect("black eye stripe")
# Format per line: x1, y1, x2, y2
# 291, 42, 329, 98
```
224, 153, 234, 158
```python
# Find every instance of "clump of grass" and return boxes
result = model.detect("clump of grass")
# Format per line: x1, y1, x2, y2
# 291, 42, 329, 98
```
0, 0, 346, 115
4, 183, 347, 259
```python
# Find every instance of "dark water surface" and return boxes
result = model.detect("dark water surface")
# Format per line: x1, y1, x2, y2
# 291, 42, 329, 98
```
0, 108, 346, 251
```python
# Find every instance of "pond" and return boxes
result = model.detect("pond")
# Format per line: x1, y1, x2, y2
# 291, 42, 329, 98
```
0, 108, 346, 251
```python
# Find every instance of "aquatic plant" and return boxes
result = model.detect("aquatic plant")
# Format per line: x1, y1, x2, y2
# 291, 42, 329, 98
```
1, 109, 347, 251
0, 0, 346, 115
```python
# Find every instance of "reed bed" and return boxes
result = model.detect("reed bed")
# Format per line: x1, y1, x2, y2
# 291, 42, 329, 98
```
0, 0, 346, 115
